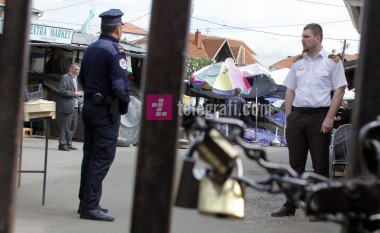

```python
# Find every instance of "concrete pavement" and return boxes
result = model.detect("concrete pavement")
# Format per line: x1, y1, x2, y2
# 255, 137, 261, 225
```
14, 138, 340, 233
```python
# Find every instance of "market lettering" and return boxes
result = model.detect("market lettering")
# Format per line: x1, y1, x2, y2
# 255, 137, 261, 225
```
50, 28, 72, 39
40, 37, 57, 42
30, 25, 47, 36
29, 24, 73, 44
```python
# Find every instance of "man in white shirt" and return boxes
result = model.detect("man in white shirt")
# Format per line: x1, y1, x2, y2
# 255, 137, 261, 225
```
271, 23, 347, 221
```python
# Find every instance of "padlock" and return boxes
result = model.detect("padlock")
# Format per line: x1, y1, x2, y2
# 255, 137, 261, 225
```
174, 154, 199, 209
197, 128, 238, 177
197, 176, 245, 219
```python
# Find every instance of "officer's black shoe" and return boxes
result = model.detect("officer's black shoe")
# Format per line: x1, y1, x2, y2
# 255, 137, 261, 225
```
78, 206, 109, 214
58, 145, 70, 151
80, 209, 114, 222
67, 145, 78, 150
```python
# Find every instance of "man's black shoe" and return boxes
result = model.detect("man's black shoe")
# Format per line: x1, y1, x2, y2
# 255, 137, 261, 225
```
271, 206, 296, 217
80, 209, 114, 222
58, 145, 70, 151
67, 145, 78, 150
78, 206, 109, 214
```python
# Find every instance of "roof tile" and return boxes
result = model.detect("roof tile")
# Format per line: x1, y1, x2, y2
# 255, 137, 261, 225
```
121, 22, 148, 35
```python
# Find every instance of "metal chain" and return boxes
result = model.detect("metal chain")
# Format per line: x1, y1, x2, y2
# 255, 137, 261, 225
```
184, 115, 380, 232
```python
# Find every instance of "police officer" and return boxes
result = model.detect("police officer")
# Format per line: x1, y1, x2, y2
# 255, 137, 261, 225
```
78, 9, 130, 222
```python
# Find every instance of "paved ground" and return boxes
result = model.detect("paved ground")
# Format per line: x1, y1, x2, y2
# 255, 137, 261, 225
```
14, 138, 341, 233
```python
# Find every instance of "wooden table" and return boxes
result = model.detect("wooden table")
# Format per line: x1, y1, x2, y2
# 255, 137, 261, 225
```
18, 100, 56, 205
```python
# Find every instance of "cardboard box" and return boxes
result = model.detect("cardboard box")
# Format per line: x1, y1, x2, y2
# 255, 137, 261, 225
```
24, 99, 56, 121
22, 128, 33, 138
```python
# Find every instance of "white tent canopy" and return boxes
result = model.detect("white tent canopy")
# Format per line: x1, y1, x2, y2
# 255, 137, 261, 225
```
270, 68, 290, 85
343, 88, 355, 100
239, 63, 272, 78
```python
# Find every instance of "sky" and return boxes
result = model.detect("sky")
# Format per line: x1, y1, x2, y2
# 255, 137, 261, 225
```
32, 0, 361, 67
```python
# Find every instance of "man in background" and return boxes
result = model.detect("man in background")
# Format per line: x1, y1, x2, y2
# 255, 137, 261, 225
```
57, 63, 83, 151
224, 88, 246, 136
334, 100, 352, 128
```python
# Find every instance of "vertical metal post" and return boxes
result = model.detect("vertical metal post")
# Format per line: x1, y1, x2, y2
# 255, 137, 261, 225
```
341, 39, 347, 59
348, 0, 380, 179
0, 1, 32, 233
43, 47, 48, 84
18, 129, 23, 188
75, 50, 80, 63
255, 77, 258, 141
42, 119, 49, 205
130, 0, 192, 233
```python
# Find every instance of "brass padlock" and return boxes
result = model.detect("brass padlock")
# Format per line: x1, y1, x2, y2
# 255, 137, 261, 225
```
198, 176, 245, 219
197, 128, 238, 177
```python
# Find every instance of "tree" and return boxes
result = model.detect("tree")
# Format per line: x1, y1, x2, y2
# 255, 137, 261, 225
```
186, 57, 213, 78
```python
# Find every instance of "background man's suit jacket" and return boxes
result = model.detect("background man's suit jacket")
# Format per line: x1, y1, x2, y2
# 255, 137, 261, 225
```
58, 72, 77, 114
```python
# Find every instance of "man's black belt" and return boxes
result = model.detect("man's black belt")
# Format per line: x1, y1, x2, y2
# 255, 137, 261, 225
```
293, 107, 329, 114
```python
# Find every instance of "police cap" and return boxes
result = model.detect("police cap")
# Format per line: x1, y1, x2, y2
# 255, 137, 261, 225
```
99, 9, 124, 25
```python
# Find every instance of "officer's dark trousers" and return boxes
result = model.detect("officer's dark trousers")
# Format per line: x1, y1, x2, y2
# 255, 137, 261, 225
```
283, 110, 330, 209
79, 101, 120, 210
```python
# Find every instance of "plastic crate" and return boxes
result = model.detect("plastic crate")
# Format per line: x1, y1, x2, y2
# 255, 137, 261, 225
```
25, 84, 43, 101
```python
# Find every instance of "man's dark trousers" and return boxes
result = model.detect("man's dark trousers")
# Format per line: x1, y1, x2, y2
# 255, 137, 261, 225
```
283, 110, 330, 208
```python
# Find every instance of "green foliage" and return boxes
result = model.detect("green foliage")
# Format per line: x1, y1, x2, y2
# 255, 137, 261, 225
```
186, 57, 214, 78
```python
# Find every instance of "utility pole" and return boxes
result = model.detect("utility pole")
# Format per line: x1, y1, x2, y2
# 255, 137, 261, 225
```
342, 39, 347, 61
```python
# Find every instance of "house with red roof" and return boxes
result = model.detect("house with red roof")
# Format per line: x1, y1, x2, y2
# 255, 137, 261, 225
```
121, 22, 149, 44
134, 28, 261, 66
187, 31, 260, 65
269, 53, 359, 71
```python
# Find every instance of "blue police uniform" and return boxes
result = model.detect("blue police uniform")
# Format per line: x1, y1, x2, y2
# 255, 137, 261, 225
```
78, 9, 130, 221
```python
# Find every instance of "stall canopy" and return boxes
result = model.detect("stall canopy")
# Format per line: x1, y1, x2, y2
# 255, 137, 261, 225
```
190, 58, 251, 95
189, 62, 288, 100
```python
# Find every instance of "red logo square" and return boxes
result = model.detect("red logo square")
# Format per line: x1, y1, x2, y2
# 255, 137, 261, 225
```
146, 94, 172, 120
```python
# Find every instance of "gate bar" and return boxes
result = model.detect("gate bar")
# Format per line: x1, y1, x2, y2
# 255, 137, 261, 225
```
130, 0, 192, 233
0, 1, 32, 233
348, 0, 380, 179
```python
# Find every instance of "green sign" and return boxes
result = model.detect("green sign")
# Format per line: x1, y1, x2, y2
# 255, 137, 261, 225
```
29, 24, 74, 44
